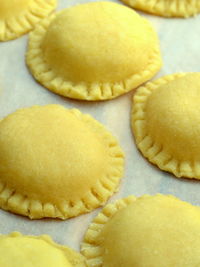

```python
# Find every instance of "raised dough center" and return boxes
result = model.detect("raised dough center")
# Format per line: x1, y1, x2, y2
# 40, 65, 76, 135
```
0, 105, 109, 204
0, 236, 72, 267
145, 73, 200, 160
0, 0, 31, 19
42, 2, 155, 83
100, 195, 200, 267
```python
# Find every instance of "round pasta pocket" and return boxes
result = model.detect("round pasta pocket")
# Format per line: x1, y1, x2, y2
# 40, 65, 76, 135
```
0, 0, 57, 41
26, 1, 162, 101
0, 232, 86, 267
120, 0, 200, 18
132, 73, 200, 179
0, 105, 124, 219
82, 194, 200, 267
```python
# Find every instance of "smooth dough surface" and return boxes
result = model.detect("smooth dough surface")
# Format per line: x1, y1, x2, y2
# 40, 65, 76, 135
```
0, 105, 124, 219
81, 194, 200, 267
132, 73, 200, 179
120, 0, 200, 18
0, 232, 85, 267
0, 0, 57, 41
26, 1, 162, 101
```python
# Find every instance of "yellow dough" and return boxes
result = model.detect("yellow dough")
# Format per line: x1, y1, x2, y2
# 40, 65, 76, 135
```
0, 232, 85, 267
120, 0, 200, 18
26, 1, 162, 101
0, 105, 124, 219
81, 194, 200, 267
0, 0, 57, 41
132, 73, 200, 179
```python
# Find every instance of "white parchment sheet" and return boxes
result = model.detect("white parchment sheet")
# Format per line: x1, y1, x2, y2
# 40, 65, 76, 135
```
0, 0, 200, 251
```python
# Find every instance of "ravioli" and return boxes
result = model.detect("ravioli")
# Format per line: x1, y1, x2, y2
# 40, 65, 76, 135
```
0, 0, 57, 41
120, 0, 200, 18
81, 194, 200, 267
26, 1, 162, 101
0, 232, 85, 267
0, 105, 124, 219
132, 73, 200, 179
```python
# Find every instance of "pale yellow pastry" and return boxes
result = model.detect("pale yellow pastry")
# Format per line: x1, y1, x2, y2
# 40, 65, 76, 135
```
0, 232, 86, 266
0, 0, 57, 41
81, 194, 200, 267
26, 1, 162, 101
132, 73, 200, 179
0, 104, 124, 219
120, 0, 200, 18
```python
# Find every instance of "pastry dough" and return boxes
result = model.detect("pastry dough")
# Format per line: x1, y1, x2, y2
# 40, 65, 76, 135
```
132, 73, 200, 179
0, 0, 57, 41
0, 104, 124, 219
26, 1, 162, 101
0, 232, 85, 266
120, 0, 200, 18
81, 194, 200, 267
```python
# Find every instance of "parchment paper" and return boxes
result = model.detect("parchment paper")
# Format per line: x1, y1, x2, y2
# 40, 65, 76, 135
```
0, 0, 200, 251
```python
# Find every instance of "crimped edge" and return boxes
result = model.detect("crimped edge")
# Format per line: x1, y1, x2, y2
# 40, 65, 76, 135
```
26, 11, 162, 101
81, 195, 137, 267
0, 0, 57, 41
0, 106, 124, 219
121, 0, 200, 18
131, 72, 200, 179
0, 232, 86, 266
81, 194, 184, 266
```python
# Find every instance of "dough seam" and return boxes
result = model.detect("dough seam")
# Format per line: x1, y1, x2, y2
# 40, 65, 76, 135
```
0, 0, 56, 41
131, 73, 200, 179
0, 108, 124, 219
26, 13, 162, 101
